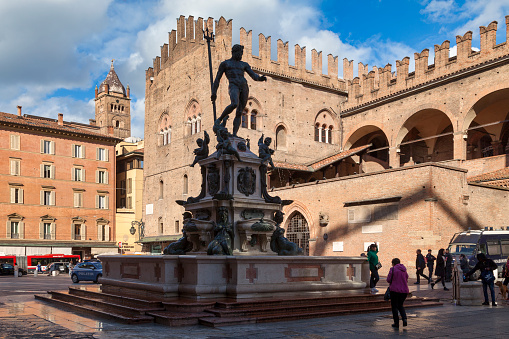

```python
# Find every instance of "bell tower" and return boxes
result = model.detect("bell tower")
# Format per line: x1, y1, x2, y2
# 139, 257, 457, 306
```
95, 60, 131, 138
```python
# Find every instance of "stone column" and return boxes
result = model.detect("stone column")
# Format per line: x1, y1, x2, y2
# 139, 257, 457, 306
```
453, 132, 467, 161
491, 140, 503, 156
389, 147, 400, 168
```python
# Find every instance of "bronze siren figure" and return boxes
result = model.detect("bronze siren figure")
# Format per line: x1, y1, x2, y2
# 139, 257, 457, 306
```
211, 44, 267, 136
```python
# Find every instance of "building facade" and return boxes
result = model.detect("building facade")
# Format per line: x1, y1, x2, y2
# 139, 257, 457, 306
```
0, 109, 119, 259
142, 15, 509, 270
0, 62, 132, 260
115, 138, 144, 253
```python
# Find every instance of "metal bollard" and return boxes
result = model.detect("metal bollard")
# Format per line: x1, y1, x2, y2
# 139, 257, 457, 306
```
34, 269, 38, 277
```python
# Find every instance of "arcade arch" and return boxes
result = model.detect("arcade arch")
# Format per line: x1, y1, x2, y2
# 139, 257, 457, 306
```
463, 88, 509, 159
396, 109, 454, 167
345, 125, 390, 165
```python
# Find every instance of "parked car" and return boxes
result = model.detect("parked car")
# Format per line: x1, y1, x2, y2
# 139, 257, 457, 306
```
0, 263, 27, 276
46, 262, 71, 275
70, 261, 102, 283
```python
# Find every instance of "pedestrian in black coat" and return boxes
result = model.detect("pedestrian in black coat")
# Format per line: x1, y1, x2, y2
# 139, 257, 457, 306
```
414, 249, 430, 284
431, 249, 449, 291
426, 249, 435, 280
445, 249, 453, 282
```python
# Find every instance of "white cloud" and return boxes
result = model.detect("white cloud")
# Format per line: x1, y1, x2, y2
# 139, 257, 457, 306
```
421, 0, 458, 22
4, 0, 504, 139
421, 0, 509, 45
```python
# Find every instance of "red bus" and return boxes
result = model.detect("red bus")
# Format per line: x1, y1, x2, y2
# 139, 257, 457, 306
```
0, 254, 81, 272
27, 254, 80, 272
0, 255, 17, 265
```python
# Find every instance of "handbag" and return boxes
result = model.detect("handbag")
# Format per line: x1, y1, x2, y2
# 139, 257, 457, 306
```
375, 262, 382, 270
384, 287, 391, 300
480, 270, 495, 283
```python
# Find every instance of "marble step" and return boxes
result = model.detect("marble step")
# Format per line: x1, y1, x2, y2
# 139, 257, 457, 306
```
199, 301, 443, 327
46, 291, 164, 315
214, 293, 386, 310
147, 310, 216, 326
68, 286, 164, 309
162, 300, 218, 313
207, 296, 430, 318
34, 294, 154, 324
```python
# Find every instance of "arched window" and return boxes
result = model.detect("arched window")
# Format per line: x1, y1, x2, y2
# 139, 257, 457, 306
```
183, 174, 188, 195
321, 124, 327, 143
115, 120, 120, 128
315, 123, 320, 142
328, 126, 333, 144
110, 104, 114, 112
191, 118, 197, 135
159, 180, 164, 199
276, 126, 287, 150
286, 212, 310, 256
196, 116, 201, 133
250, 111, 257, 130
160, 127, 171, 145
241, 110, 248, 129
159, 113, 171, 146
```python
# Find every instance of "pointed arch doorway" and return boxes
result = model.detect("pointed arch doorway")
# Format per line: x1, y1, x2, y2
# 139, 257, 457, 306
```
286, 212, 310, 256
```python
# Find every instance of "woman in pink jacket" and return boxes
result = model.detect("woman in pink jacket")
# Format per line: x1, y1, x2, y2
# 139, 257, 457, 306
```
387, 258, 409, 328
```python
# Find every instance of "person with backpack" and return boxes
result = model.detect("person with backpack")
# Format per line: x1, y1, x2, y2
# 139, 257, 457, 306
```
387, 258, 409, 329
431, 249, 449, 291
367, 243, 380, 294
415, 249, 430, 284
464, 253, 498, 306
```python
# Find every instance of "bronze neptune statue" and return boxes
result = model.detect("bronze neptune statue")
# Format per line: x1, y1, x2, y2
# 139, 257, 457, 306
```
211, 44, 267, 136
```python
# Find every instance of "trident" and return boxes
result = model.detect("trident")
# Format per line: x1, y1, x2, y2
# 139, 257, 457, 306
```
203, 27, 217, 121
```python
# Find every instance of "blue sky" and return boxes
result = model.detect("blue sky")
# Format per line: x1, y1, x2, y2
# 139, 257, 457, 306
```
0, 0, 507, 138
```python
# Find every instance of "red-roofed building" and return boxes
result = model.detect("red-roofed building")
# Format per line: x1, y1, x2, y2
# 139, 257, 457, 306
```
0, 62, 131, 260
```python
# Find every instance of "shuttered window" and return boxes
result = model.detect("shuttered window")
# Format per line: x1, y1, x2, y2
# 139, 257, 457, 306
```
10, 159, 20, 176
10, 135, 20, 150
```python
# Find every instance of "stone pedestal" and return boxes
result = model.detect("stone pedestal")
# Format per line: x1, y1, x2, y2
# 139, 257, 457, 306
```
99, 254, 370, 300
180, 136, 283, 256
458, 281, 485, 305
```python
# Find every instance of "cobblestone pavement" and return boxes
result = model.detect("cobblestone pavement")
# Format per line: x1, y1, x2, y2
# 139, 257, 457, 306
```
0, 276, 507, 339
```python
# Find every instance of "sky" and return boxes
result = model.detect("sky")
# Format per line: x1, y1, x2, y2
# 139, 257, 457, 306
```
0, 0, 508, 138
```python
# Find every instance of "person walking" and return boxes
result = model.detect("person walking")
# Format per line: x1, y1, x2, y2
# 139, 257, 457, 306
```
445, 249, 453, 282
502, 256, 509, 301
465, 253, 498, 306
415, 249, 430, 284
37, 262, 42, 273
367, 244, 380, 294
387, 258, 409, 328
431, 249, 449, 291
426, 249, 436, 282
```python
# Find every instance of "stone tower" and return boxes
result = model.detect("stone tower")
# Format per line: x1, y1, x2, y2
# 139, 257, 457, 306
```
95, 60, 131, 138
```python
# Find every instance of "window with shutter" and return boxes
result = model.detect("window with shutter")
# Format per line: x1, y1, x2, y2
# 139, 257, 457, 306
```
97, 224, 103, 241
10, 135, 20, 150
19, 222, 24, 239
81, 224, 86, 240
50, 222, 56, 240
10, 159, 20, 176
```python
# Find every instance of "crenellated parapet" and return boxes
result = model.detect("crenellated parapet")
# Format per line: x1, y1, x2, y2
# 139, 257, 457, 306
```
146, 15, 347, 93
342, 16, 509, 113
